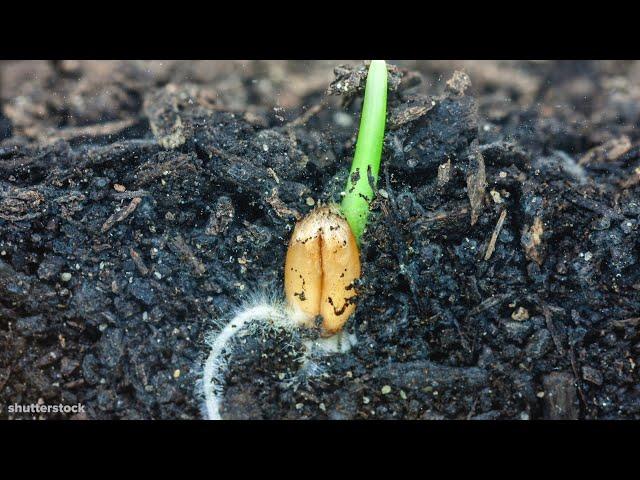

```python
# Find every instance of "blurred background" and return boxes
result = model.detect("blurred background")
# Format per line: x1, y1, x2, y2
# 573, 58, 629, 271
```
2, 60, 640, 145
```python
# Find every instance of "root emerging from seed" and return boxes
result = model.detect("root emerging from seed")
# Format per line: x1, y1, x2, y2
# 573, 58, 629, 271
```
200, 296, 356, 420
201, 302, 290, 420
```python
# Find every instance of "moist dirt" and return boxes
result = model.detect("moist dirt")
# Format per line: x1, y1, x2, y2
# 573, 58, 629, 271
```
1, 60, 638, 419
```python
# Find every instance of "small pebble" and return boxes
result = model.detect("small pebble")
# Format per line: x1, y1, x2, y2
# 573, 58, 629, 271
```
173, 369, 181, 379
113, 184, 126, 192
490, 190, 504, 204
381, 385, 392, 395
363, 396, 370, 404
60, 272, 72, 282
305, 197, 315, 206
511, 306, 530, 321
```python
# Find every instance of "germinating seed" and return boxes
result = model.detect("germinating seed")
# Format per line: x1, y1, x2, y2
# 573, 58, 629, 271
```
284, 205, 361, 336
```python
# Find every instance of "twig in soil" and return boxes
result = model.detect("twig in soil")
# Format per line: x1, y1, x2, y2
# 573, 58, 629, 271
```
112, 189, 151, 200
466, 147, 487, 226
101, 197, 142, 232
129, 248, 149, 276
415, 205, 470, 228
484, 209, 507, 261
40, 118, 139, 144
284, 102, 325, 128
466, 293, 512, 318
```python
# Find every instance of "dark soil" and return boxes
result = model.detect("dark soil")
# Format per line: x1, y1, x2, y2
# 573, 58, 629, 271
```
1, 60, 639, 419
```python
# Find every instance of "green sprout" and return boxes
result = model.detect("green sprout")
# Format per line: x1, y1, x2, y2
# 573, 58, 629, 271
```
340, 60, 388, 242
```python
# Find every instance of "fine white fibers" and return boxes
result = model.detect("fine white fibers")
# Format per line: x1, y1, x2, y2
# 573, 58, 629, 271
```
201, 302, 290, 420
302, 330, 357, 356
200, 293, 357, 420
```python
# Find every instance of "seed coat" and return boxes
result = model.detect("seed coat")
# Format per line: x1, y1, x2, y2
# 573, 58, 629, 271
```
284, 205, 361, 336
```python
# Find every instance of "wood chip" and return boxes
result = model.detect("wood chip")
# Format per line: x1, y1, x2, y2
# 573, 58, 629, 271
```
101, 197, 142, 232
484, 209, 507, 261
129, 248, 149, 276
466, 148, 486, 226
522, 216, 544, 265
437, 159, 452, 187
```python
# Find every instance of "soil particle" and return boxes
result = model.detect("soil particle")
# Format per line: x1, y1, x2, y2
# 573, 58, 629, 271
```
525, 329, 553, 359
582, 365, 604, 386
542, 372, 580, 420
327, 62, 407, 104
15, 315, 47, 335
205, 196, 235, 236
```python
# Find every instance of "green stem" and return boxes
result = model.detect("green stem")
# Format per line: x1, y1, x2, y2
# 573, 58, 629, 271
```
340, 60, 388, 242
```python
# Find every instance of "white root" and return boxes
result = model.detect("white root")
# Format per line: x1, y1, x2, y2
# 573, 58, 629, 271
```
202, 303, 287, 420
201, 299, 357, 420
